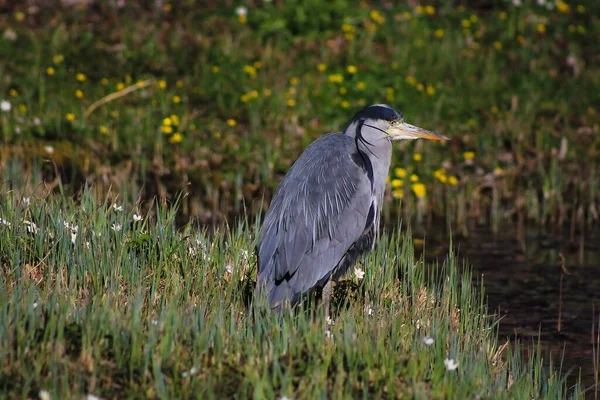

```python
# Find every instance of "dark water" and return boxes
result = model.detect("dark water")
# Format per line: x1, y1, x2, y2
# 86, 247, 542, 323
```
416, 225, 600, 395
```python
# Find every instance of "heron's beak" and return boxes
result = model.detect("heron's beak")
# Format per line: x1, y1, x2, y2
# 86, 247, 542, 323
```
387, 122, 449, 141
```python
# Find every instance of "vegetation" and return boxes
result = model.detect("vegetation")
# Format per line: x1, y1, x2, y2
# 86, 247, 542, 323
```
0, 187, 581, 398
0, 1, 598, 231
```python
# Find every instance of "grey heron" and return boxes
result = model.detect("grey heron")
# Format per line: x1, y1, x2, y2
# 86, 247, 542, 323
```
256, 104, 448, 315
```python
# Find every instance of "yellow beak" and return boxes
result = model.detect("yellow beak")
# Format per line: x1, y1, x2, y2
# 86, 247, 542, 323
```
387, 122, 449, 141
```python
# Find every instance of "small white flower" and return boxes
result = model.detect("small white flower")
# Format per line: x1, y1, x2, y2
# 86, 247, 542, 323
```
367, 307, 374, 316
85, 241, 90, 249
133, 214, 142, 222
235, 6, 247, 16
44, 145, 54, 154
111, 223, 122, 232
325, 330, 333, 340
444, 358, 459, 371
71, 231, 77, 244
0, 100, 11, 112
512, 0, 521, 6
0, 217, 11, 227
33, 302, 38, 309
23, 220, 38, 234
240, 249, 249, 260
3, 28, 17, 41
112, 203, 123, 212
22, 197, 30, 206
423, 336, 434, 346
151, 319, 158, 326
278, 397, 291, 400
326, 316, 335, 326
86, 394, 101, 400
225, 265, 233, 274
182, 366, 198, 378
33, 117, 41, 126
536, 0, 545, 5
354, 267, 365, 280
39, 390, 51, 400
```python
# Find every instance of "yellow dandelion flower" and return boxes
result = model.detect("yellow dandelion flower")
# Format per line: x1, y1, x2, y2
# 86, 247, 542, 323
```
341, 100, 350, 109
263, 88, 272, 97
536, 24, 546, 34
425, 5, 435, 15
99, 125, 108, 135
317, 63, 327, 72
369, 9, 385, 24
101, 78, 109, 85
52, 54, 64, 65
556, 1, 570, 13
76, 73, 87, 82
405, 76, 417, 86
356, 81, 366, 90
75, 89, 84, 99
493, 41, 502, 51
9, 89, 18, 97
339, 87, 348, 95
287, 99, 296, 107
411, 183, 427, 198
169, 132, 183, 143
394, 167, 407, 178
161, 125, 173, 134
66, 113, 75, 121
238, 15, 247, 24
391, 179, 404, 188
576, 25, 585, 34
116, 82, 125, 91
172, 95, 181, 104
410, 174, 419, 182
448, 176, 459, 186
110, 110, 119, 118
462, 19, 471, 28
163, 3, 173, 12
392, 189, 404, 200
18, 104, 26, 113
576, 5, 585, 13
15, 11, 25, 22
46, 67, 55, 76
176, 80, 183, 88
170, 114, 180, 125
253, 61, 262, 69
413, 153, 422, 162
415, 5, 424, 14
240, 94, 250, 103
347, 65, 358, 74
226, 119, 237, 127
490, 105, 499, 114
499, 11, 507, 20
328, 74, 344, 83
211, 66, 220, 73
249, 90, 259, 99
290, 77, 300, 86
434, 29, 445, 38
158, 80, 167, 89
416, 83, 424, 92
463, 151, 475, 161
163, 117, 172, 126
243, 65, 257, 78
494, 167, 504, 176
470, 14, 478, 23
426, 85, 435, 96
402, 11, 412, 20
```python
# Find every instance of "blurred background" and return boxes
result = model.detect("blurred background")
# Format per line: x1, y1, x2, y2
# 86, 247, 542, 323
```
0, 0, 599, 388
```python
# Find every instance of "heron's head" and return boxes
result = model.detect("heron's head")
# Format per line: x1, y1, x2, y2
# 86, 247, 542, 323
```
344, 104, 449, 143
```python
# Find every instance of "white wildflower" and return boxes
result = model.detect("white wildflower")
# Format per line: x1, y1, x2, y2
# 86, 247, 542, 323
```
112, 203, 123, 212
367, 307, 374, 316
33, 117, 41, 126
444, 358, 459, 371
151, 319, 158, 326
225, 265, 233, 274
86, 394, 101, 400
33, 302, 38, 309
354, 267, 365, 280
39, 390, 50, 400
181, 366, 198, 378
325, 330, 333, 340
22, 197, 30, 206
3, 28, 17, 41
71, 231, 77, 244
1, 100, 11, 112
111, 223, 122, 232
133, 213, 142, 222
0, 217, 11, 227
512, 0, 521, 6
326, 316, 335, 326
23, 220, 38, 234
235, 6, 247, 16
423, 336, 434, 346
240, 249, 249, 260
44, 145, 54, 154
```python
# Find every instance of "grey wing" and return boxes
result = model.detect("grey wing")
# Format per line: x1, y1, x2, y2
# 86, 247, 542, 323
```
257, 134, 375, 309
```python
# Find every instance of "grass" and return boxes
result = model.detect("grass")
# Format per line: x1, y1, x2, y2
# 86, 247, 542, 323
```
0, 185, 583, 398
0, 1, 598, 231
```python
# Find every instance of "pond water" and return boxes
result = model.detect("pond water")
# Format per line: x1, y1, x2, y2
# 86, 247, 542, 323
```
416, 225, 600, 394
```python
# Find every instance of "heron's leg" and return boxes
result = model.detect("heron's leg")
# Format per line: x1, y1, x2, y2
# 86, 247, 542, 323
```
322, 280, 334, 323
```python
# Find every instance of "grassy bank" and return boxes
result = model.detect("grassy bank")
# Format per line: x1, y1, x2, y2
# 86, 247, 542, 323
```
0, 1, 598, 230
0, 186, 582, 398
